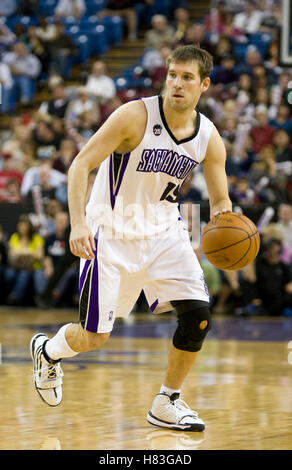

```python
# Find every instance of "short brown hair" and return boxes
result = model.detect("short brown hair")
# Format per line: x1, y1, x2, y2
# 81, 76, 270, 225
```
166, 45, 213, 81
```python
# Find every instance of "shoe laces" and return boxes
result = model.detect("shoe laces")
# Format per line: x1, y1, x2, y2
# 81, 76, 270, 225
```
34, 362, 63, 382
171, 397, 198, 421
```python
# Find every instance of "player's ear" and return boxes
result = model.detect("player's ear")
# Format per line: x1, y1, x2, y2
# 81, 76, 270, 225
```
200, 77, 210, 93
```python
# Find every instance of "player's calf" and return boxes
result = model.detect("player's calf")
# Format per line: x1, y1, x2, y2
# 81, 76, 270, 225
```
66, 323, 111, 352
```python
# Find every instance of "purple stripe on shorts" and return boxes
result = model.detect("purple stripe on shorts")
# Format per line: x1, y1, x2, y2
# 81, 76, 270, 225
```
79, 259, 91, 296
108, 152, 130, 209
150, 299, 159, 312
85, 228, 100, 333
115, 152, 130, 197
109, 154, 115, 210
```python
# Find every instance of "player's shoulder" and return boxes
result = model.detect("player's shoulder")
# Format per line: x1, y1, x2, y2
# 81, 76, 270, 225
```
109, 98, 147, 132
116, 98, 147, 117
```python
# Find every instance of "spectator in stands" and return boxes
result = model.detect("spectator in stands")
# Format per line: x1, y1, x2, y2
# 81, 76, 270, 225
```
212, 54, 237, 85
98, 0, 138, 41
275, 203, 292, 252
273, 129, 291, 163
229, 177, 255, 205
40, 198, 63, 238
75, 110, 97, 141
252, 64, 270, 90
65, 87, 100, 127
32, 119, 62, 160
0, 178, 22, 204
36, 221, 77, 308
250, 105, 276, 153
26, 26, 51, 77
2, 42, 41, 107
39, 83, 69, 119
0, 0, 17, 17
173, 8, 190, 44
47, 22, 78, 78
142, 43, 171, 91
235, 46, 262, 76
85, 61, 116, 104
238, 134, 257, 173
35, 15, 57, 43
220, 115, 238, 143
256, 238, 292, 315
0, 61, 13, 114
26, 161, 61, 208
5, 214, 46, 306
249, 144, 277, 182
180, 23, 213, 54
233, 0, 264, 34
249, 144, 289, 203
44, 211, 68, 282
54, 0, 86, 19
261, 223, 292, 265
204, 0, 226, 34
213, 35, 233, 66
269, 104, 292, 135
43, 210, 78, 306
0, 24, 16, 50
264, 41, 279, 72
260, 1, 281, 34
0, 153, 23, 200
2, 124, 35, 172
21, 161, 66, 198
145, 14, 174, 50
217, 8, 245, 39
53, 138, 77, 174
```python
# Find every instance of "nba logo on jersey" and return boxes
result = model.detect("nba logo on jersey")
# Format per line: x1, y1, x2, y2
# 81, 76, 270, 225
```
109, 310, 114, 321
153, 124, 162, 136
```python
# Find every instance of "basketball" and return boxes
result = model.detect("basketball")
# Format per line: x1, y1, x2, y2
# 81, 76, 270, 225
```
201, 212, 260, 271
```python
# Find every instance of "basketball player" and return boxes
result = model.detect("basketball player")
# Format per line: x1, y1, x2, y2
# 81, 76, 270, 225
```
30, 45, 232, 431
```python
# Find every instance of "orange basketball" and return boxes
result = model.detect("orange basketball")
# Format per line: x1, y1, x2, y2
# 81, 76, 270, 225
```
201, 212, 260, 271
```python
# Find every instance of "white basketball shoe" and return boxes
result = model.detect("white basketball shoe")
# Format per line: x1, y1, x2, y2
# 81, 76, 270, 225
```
30, 333, 63, 406
147, 393, 205, 432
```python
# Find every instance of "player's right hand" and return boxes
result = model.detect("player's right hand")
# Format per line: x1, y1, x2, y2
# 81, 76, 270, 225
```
69, 224, 96, 260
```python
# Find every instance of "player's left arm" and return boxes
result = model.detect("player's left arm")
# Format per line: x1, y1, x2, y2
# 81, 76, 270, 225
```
202, 126, 232, 221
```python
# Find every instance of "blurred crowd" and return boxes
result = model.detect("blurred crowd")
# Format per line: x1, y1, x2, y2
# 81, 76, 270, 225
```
0, 0, 291, 315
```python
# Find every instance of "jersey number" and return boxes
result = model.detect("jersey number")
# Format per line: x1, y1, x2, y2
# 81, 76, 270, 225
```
160, 182, 180, 203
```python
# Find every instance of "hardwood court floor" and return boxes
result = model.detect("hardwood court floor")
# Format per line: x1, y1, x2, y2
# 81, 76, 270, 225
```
1, 308, 292, 450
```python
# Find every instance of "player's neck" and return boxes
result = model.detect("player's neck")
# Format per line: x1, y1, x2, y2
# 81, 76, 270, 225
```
162, 96, 197, 132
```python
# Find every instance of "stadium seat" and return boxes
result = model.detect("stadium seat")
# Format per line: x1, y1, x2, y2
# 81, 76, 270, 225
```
103, 16, 124, 45
87, 24, 108, 55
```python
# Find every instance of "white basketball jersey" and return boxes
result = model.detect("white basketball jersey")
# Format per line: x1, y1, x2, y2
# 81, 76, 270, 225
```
86, 95, 214, 238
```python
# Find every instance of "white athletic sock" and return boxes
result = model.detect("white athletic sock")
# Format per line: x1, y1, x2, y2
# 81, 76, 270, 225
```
45, 323, 78, 361
160, 384, 181, 397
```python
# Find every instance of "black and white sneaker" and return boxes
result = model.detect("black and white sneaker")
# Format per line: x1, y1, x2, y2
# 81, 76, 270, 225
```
147, 393, 205, 432
30, 333, 63, 407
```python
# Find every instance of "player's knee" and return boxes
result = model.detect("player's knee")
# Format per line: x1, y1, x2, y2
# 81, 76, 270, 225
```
171, 300, 212, 352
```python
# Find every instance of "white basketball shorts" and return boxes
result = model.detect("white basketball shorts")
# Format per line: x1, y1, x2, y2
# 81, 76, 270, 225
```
79, 217, 209, 333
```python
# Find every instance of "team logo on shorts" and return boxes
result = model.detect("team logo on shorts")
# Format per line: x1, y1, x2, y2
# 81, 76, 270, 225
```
153, 124, 162, 136
109, 310, 114, 321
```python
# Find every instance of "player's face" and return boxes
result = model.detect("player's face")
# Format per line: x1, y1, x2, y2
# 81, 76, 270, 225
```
165, 61, 210, 111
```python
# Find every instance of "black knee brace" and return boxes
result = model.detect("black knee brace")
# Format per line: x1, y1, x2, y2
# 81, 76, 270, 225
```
171, 300, 212, 352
